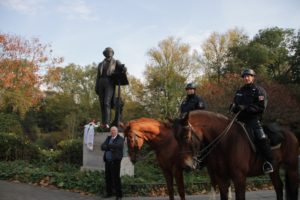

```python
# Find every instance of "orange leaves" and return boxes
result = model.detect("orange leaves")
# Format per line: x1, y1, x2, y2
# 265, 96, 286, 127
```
0, 59, 38, 89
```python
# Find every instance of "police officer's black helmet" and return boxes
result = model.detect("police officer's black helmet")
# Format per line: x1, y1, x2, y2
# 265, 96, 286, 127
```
103, 47, 114, 56
185, 83, 196, 90
241, 69, 256, 77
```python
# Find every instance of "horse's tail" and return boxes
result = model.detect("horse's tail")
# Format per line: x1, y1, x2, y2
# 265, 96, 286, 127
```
282, 128, 299, 200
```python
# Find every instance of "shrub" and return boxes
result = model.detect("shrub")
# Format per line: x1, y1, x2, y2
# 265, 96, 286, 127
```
35, 131, 69, 149
0, 132, 40, 161
0, 113, 23, 135
39, 149, 61, 163
56, 139, 82, 165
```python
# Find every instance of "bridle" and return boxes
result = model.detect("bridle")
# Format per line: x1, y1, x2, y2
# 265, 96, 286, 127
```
127, 131, 143, 153
185, 111, 241, 167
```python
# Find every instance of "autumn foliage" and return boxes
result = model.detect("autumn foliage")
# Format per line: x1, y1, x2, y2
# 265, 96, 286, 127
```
0, 33, 63, 115
198, 73, 241, 114
263, 81, 300, 125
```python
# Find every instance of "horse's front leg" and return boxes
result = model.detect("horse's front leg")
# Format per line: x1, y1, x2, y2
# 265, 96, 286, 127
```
269, 170, 283, 200
209, 185, 232, 200
174, 167, 185, 200
219, 181, 231, 200
232, 175, 246, 200
211, 175, 231, 200
162, 169, 175, 200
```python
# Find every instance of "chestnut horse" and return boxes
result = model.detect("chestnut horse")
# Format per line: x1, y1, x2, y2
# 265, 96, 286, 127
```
123, 118, 193, 200
173, 110, 299, 200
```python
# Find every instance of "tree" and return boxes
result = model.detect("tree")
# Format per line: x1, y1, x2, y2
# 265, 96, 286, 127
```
143, 37, 198, 119
227, 42, 270, 76
253, 27, 295, 82
40, 63, 100, 135
0, 33, 63, 115
121, 75, 148, 121
199, 28, 248, 83
289, 30, 300, 84
228, 27, 300, 83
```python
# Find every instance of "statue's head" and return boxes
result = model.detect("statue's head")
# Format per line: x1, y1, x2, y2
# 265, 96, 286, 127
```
103, 47, 114, 58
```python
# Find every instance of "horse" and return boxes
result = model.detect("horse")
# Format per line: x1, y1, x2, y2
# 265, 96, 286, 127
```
173, 110, 299, 200
122, 117, 191, 200
122, 117, 229, 200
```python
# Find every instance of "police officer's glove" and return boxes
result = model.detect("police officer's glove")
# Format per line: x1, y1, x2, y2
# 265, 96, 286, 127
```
237, 105, 247, 111
229, 103, 238, 113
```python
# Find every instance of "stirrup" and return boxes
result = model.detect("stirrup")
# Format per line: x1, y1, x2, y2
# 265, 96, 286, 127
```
263, 161, 274, 174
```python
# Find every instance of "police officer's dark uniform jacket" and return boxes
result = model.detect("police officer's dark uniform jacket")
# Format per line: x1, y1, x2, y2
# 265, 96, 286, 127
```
232, 83, 267, 122
180, 94, 206, 114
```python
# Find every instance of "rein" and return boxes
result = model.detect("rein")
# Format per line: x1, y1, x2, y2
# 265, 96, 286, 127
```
190, 111, 241, 165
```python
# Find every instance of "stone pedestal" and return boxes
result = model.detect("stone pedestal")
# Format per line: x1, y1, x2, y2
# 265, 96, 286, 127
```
81, 132, 134, 176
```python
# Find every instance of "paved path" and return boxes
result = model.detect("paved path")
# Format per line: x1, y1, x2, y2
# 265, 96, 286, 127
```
0, 180, 277, 200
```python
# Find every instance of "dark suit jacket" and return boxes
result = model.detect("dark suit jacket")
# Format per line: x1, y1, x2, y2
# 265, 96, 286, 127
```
101, 134, 124, 162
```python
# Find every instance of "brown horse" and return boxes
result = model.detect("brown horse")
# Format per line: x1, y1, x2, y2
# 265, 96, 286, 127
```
123, 117, 194, 200
173, 110, 299, 200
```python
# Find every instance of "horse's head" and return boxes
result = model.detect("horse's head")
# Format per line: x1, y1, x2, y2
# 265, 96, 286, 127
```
171, 112, 203, 169
122, 121, 147, 164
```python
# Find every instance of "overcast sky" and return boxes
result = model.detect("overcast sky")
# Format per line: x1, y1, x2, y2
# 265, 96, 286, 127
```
0, 0, 299, 78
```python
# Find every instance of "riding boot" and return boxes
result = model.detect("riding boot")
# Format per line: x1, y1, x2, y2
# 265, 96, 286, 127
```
255, 129, 274, 174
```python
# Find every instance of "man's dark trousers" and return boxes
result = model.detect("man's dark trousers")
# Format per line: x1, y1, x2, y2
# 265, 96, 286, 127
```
105, 160, 122, 198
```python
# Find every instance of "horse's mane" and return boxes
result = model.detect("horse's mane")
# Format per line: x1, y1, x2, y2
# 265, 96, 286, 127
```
128, 118, 163, 137
129, 117, 160, 125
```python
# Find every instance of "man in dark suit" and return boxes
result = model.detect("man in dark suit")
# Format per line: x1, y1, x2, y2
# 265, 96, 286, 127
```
101, 126, 124, 199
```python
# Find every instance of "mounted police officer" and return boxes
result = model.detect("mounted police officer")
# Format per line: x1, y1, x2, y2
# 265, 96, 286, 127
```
95, 47, 127, 130
180, 83, 206, 117
230, 69, 273, 174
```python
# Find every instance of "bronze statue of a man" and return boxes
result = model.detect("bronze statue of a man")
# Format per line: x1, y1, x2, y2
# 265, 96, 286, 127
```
95, 47, 127, 129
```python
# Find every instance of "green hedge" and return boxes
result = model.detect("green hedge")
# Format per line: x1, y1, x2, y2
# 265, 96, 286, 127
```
0, 132, 40, 161
0, 132, 83, 165
56, 139, 83, 165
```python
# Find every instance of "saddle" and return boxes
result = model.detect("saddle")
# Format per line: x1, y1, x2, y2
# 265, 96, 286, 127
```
240, 122, 284, 152
263, 122, 284, 147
